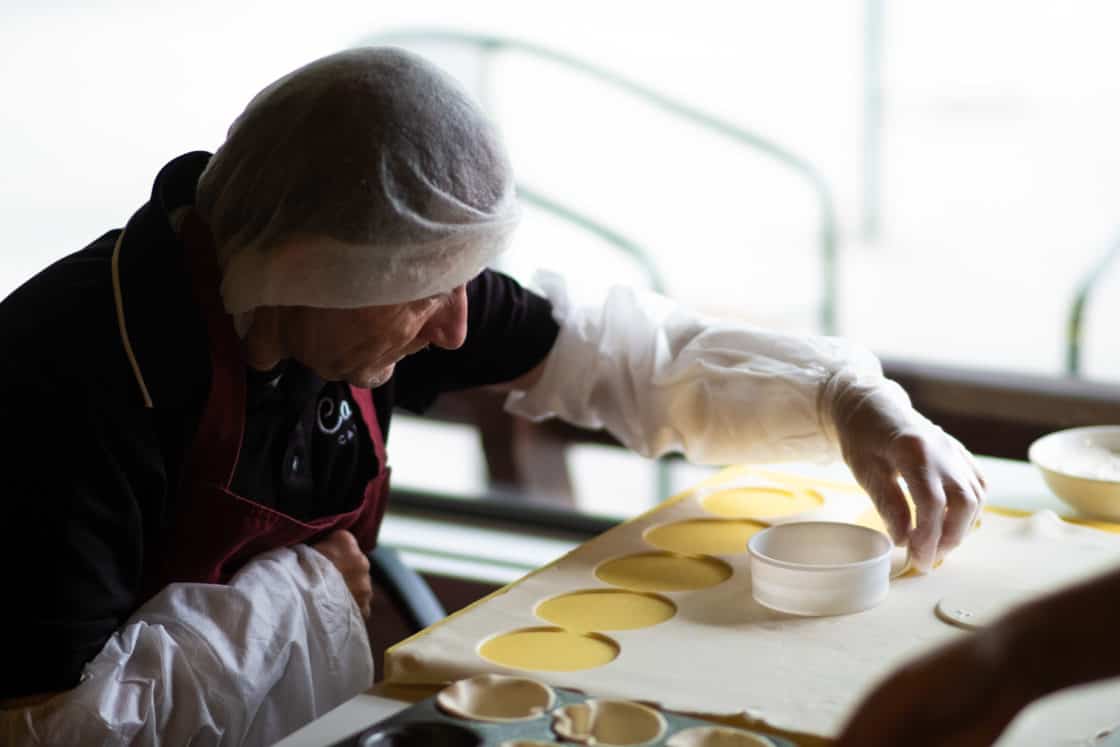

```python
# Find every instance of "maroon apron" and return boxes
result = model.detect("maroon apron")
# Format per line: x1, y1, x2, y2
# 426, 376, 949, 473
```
142, 213, 391, 594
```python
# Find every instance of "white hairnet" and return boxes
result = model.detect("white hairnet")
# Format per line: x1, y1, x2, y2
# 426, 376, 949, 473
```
195, 47, 519, 314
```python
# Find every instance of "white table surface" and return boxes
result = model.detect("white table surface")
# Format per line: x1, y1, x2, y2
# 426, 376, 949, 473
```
274, 456, 1091, 746
273, 692, 410, 746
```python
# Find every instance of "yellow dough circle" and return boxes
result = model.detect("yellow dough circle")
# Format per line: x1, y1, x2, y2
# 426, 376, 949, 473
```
595, 552, 733, 592
478, 627, 620, 672
701, 486, 824, 520
644, 519, 766, 556
535, 589, 677, 632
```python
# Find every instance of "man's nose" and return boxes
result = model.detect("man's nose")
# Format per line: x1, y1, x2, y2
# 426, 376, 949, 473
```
424, 285, 469, 350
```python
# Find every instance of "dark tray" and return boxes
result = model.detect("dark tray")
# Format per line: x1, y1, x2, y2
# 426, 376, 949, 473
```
328, 686, 799, 746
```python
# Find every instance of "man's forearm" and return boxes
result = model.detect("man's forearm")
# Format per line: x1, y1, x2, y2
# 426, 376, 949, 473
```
505, 271, 884, 465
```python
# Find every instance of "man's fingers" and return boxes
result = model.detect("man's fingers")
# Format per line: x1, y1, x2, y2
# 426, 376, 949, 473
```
900, 466, 947, 572
354, 573, 374, 619
355, 547, 370, 574
938, 479, 980, 554
334, 529, 361, 554
312, 529, 373, 618
865, 467, 912, 545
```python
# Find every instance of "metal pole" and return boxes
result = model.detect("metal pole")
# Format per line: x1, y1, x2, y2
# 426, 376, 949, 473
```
862, 0, 885, 243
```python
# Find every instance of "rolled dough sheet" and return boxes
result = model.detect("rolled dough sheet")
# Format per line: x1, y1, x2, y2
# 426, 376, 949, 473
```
387, 469, 1120, 742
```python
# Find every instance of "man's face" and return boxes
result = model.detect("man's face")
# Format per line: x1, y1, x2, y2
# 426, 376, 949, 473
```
277, 284, 469, 387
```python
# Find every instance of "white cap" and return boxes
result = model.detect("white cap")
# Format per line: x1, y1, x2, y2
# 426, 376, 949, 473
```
195, 47, 519, 314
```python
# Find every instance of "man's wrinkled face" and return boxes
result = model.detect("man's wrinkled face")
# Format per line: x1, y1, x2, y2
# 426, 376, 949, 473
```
278, 284, 468, 387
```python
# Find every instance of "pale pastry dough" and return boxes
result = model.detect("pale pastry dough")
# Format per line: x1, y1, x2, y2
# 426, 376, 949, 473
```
535, 589, 677, 632
666, 725, 775, 746
595, 552, 733, 592
702, 487, 823, 520
436, 674, 555, 722
935, 588, 1037, 631
644, 519, 766, 556
478, 627, 619, 671
552, 699, 667, 745
386, 475, 1120, 741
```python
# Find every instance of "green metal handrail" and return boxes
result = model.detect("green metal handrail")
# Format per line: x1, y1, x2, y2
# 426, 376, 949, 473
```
517, 184, 667, 293
359, 28, 840, 334
1066, 232, 1120, 376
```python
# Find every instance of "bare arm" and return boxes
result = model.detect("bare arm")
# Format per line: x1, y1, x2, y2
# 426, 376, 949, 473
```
488, 357, 548, 394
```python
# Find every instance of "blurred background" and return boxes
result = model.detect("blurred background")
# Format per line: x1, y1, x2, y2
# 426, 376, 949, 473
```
4, 0, 1120, 518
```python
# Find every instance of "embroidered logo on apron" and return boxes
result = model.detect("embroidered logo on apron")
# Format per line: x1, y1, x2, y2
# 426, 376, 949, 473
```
317, 395, 356, 445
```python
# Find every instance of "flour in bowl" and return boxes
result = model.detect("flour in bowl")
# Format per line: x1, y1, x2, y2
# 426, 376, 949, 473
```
1051, 444, 1120, 482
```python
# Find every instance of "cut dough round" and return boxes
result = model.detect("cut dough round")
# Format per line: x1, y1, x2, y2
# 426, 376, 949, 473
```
595, 552, 733, 592
535, 589, 677, 631
644, 519, 766, 556
935, 589, 1036, 631
701, 487, 823, 520
667, 725, 775, 746
478, 627, 620, 671
436, 674, 555, 722
552, 699, 667, 745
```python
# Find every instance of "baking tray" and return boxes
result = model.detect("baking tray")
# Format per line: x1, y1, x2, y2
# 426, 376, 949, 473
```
327, 683, 799, 746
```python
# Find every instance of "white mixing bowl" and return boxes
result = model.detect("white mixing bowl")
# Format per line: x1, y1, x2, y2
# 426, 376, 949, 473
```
1028, 425, 1120, 521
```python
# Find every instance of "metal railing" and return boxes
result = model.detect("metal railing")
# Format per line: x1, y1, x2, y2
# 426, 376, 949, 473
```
516, 185, 666, 293
359, 28, 840, 333
1066, 230, 1120, 376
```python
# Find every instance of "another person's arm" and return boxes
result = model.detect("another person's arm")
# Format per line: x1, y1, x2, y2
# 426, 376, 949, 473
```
835, 564, 1120, 746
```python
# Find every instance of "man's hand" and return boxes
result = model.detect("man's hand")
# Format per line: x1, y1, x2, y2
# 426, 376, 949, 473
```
312, 530, 373, 619
826, 374, 987, 571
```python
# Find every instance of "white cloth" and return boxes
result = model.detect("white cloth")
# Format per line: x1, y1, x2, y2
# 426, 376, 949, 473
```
2, 545, 373, 747
505, 271, 883, 465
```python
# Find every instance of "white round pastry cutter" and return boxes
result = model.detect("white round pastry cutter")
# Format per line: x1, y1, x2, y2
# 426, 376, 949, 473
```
747, 521, 910, 616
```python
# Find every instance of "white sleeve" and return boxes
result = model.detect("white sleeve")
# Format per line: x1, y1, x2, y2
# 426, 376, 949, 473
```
504, 271, 884, 465
2, 545, 373, 747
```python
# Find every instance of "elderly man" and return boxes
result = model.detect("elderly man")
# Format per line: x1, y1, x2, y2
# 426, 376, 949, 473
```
1, 48, 983, 745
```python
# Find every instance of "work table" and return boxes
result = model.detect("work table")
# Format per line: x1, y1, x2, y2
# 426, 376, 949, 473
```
276, 456, 1117, 746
